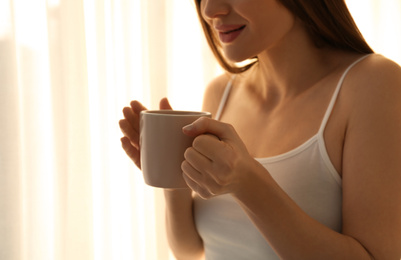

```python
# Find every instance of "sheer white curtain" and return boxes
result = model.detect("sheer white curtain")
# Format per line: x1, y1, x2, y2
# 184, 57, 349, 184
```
1, 0, 218, 259
347, 0, 401, 63
0, 0, 399, 260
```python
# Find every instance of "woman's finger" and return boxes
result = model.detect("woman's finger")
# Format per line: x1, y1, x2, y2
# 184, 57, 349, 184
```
122, 106, 140, 133
182, 117, 237, 142
121, 136, 141, 168
182, 171, 214, 200
182, 159, 222, 197
130, 100, 147, 114
184, 146, 213, 173
159, 97, 173, 110
119, 119, 139, 148
191, 134, 225, 161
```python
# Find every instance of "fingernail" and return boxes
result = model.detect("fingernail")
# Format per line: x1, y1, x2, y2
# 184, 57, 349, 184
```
182, 124, 194, 132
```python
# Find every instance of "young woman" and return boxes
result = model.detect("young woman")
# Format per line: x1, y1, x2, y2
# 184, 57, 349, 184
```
120, 0, 401, 259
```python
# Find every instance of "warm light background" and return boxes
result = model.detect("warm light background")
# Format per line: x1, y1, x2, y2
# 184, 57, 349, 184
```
0, 0, 400, 259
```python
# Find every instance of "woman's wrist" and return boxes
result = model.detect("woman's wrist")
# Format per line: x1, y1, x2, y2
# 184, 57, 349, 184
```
164, 188, 193, 205
233, 158, 274, 201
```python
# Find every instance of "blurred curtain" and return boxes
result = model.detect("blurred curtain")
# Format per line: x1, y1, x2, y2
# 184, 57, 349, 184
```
0, 0, 399, 260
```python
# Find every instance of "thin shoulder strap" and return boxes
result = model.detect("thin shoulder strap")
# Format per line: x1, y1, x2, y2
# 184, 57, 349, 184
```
318, 55, 371, 133
215, 75, 236, 120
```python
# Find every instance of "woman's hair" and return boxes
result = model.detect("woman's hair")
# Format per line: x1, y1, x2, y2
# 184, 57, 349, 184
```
194, 0, 374, 74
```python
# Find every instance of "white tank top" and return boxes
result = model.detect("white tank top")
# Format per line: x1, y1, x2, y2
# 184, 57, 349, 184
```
194, 55, 370, 259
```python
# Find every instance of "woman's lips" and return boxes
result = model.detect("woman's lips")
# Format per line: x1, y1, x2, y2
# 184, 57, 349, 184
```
215, 25, 246, 44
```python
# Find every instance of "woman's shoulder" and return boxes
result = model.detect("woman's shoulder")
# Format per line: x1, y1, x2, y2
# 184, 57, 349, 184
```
343, 54, 401, 99
342, 53, 401, 128
202, 73, 234, 116
347, 54, 401, 88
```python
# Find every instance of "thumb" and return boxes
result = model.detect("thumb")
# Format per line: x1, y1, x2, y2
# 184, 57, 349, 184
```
182, 117, 233, 141
159, 97, 172, 110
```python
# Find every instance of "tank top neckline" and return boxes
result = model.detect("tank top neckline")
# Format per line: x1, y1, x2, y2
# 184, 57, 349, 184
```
214, 55, 370, 164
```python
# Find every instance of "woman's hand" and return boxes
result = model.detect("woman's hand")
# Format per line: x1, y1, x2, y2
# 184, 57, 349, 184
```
181, 117, 255, 199
119, 98, 172, 169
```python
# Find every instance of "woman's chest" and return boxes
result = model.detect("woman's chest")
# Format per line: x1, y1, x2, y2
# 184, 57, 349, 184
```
219, 88, 347, 176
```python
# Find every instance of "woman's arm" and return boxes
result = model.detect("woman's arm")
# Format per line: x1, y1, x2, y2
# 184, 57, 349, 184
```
340, 55, 401, 259
164, 74, 233, 259
181, 56, 401, 259
164, 189, 204, 260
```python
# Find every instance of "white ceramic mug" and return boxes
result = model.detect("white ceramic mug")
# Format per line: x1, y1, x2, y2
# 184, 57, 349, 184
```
140, 110, 211, 188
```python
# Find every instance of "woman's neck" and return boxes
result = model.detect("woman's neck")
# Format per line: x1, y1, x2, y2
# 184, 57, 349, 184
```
246, 22, 343, 102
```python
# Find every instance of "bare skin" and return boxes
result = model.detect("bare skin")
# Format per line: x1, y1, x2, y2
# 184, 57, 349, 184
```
119, 0, 401, 258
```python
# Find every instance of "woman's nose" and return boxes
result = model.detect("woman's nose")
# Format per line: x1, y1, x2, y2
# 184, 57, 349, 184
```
201, 0, 230, 20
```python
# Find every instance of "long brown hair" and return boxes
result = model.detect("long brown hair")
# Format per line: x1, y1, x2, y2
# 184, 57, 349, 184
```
194, 0, 374, 74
